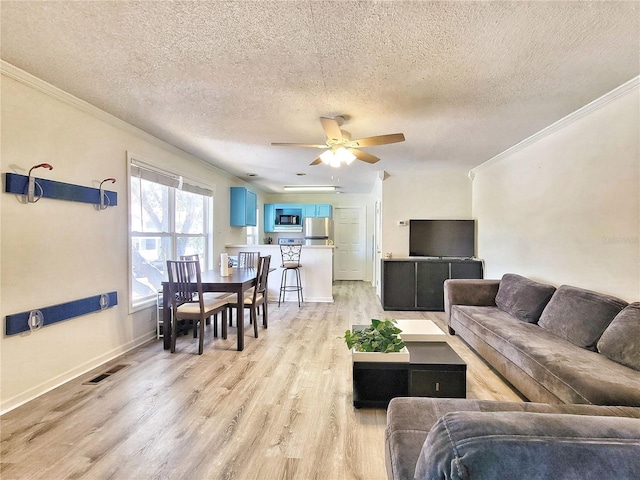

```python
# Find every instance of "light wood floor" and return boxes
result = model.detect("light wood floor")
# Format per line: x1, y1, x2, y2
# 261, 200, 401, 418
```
1, 281, 522, 480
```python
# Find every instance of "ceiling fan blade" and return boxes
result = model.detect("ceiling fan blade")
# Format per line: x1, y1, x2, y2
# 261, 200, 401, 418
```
310, 157, 323, 166
271, 142, 328, 148
352, 133, 405, 147
350, 148, 380, 164
320, 117, 343, 140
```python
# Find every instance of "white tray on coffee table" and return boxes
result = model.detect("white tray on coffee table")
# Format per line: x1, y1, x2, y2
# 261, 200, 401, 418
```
395, 319, 446, 342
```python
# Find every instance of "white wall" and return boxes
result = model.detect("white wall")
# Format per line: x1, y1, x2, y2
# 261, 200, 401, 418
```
0, 66, 256, 413
472, 82, 639, 301
381, 168, 473, 257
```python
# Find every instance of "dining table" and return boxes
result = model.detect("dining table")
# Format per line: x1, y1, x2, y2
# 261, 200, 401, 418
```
162, 267, 258, 351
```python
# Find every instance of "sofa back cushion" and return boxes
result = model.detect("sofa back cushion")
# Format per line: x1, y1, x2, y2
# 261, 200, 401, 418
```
494, 273, 556, 323
597, 302, 640, 371
538, 285, 627, 350
414, 411, 640, 480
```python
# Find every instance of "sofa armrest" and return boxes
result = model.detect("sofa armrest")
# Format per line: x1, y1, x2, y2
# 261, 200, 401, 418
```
444, 279, 500, 327
415, 411, 640, 480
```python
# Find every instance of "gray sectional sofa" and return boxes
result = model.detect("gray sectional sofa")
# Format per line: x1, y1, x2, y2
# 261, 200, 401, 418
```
444, 274, 640, 405
385, 274, 640, 479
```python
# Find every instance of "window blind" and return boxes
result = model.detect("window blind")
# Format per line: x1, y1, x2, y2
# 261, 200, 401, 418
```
130, 160, 213, 197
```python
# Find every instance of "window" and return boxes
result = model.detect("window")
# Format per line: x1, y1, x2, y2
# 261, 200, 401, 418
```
129, 158, 213, 310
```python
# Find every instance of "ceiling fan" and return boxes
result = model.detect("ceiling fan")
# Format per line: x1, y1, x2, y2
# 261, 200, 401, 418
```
271, 116, 405, 167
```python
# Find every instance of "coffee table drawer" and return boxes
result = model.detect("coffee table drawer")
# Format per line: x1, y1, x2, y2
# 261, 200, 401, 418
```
409, 369, 466, 398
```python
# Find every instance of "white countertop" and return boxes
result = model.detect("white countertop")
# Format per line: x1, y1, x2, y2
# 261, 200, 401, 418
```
225, 244, 334, 302
225, 244, 335, 249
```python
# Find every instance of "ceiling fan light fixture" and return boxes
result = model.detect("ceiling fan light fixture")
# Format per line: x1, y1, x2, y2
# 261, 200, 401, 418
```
320, 147, 356, 168
335, 147, 356, 165
320, 150, 334, 165
283, 185, 337, 192
273, 116, 403, 168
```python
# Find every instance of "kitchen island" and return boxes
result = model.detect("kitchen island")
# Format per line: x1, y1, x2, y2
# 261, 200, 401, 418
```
225, 244, 334, 302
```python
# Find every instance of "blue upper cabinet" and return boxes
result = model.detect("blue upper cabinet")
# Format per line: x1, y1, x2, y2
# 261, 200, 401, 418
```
316, 204, 332, 218
265, 203, 332, 229
264, 203, 276, 232
303, 204, 316, 217
246, 190, 257, 225
230, 187, 257, 227
303, 204, 332, 218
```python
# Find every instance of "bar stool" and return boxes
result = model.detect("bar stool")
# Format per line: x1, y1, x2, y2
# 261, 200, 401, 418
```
278, 245, 303, 307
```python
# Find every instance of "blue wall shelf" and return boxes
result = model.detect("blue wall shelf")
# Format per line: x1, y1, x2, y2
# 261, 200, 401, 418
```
5, 292, 118, 336
4, 173, 117, 206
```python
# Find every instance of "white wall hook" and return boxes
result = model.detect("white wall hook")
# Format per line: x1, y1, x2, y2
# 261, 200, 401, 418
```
99, 178, 116, 209
27, 163, 53, 203
28, 310, 44, 331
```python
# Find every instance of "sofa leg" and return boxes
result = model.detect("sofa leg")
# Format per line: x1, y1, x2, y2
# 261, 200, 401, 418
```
448, 326, 456, 335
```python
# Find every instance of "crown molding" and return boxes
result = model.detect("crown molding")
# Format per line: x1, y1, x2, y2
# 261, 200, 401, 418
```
0, 60, 245, 185
470, 76, 640, 175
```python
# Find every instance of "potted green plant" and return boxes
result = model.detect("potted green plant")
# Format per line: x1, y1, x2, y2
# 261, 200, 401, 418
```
344, 318, 409, 362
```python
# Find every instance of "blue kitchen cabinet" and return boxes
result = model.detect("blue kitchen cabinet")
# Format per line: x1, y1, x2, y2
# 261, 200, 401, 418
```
264, 204, 276, 232
303, 204, 316, 218
246, 191, 257, 225
303, 204, 333, 218
266, 203, 332, 229
316, 204, 332, 218
230, 187, 257, 227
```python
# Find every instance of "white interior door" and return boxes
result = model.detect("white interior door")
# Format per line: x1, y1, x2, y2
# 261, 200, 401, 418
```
334, 206, 366, 281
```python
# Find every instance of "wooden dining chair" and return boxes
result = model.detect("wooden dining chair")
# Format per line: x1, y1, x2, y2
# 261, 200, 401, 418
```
166, 259, 229, 354
227, 251, 260, 327
227, 255, 271, 338
238, 251, 260, 269
180, 253, 233, 337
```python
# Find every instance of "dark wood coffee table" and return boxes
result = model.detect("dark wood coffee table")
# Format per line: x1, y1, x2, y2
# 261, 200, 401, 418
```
352, 341, 467, 408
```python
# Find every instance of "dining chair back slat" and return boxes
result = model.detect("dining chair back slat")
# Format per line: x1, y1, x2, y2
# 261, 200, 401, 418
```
180, 254, 201, 281
238, 251, 260, 269
254, 254, 271, 300
171, 259, 199, 304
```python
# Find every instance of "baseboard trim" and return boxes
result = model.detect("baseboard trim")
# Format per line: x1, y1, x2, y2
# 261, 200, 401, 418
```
0, 331, 156, 415
268, 297, 334, 303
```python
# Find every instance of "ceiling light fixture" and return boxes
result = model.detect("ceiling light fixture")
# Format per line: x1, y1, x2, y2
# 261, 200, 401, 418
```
283, 185, 337, 192
320, 147, 356, 168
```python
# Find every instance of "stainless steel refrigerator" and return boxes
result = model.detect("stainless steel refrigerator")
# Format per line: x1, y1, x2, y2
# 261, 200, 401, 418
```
304, 217, 333, 245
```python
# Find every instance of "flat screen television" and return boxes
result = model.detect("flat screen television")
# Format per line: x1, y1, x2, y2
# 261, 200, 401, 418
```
409, 220, 475, 258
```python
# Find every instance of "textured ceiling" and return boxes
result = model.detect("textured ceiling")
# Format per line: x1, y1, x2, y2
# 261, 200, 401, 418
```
2, 1, 639, 193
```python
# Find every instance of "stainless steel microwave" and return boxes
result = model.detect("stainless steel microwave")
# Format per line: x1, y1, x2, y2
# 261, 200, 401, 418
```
276, 214, 300, 226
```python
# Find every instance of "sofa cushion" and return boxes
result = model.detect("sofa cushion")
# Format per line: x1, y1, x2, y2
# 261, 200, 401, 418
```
597, 302, 640, 371
538, 285, 627, 350
450, 305, 640, 405
495, 273, 556, 323
414, 411, 640, 480
385, 397, 640, 480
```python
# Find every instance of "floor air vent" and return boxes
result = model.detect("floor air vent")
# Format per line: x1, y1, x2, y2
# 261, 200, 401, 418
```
84, 364, 130, 385
104, 364, 129, 375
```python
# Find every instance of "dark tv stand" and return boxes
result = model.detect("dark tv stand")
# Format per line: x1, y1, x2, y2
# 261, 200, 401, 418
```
381, 257, 483, 311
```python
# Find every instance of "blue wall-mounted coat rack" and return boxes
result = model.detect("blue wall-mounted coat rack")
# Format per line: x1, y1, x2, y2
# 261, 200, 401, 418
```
5, 291, 118, 336
4, 173, 117, 206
